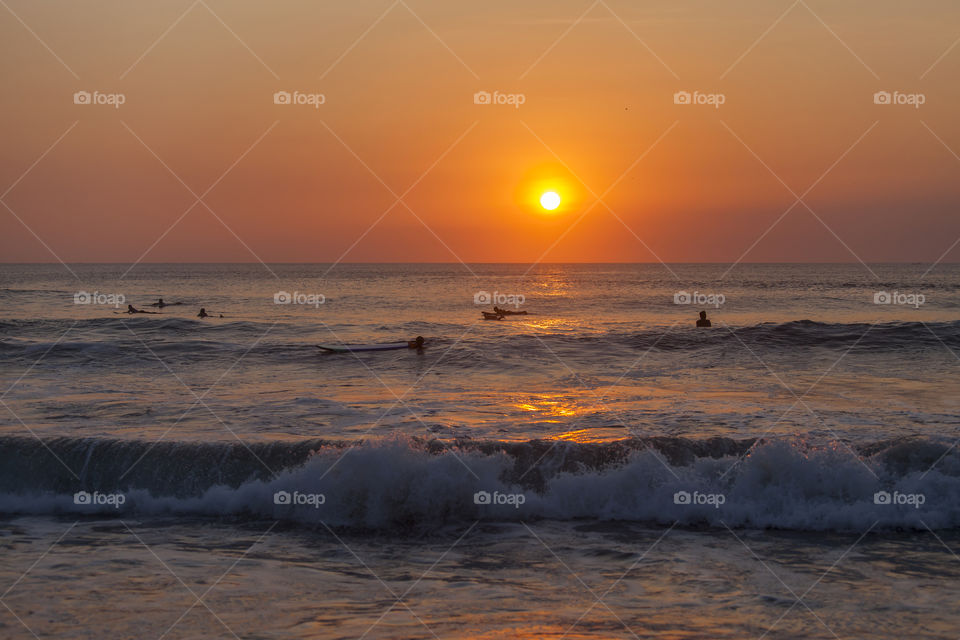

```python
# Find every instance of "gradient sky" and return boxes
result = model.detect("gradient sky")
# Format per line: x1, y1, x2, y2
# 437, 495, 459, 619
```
1, 0, 959, 264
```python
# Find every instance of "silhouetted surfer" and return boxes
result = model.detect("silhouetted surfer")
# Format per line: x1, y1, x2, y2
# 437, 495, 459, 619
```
696, 310, 711, 328
198, 308, 209, 318
125, 304, 158, 314
407, 336, 425, 349
150, 298, 182, 307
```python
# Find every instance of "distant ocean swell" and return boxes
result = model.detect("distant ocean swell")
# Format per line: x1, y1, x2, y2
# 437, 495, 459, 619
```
1, 320, 958, 363
1, 435, 959, 531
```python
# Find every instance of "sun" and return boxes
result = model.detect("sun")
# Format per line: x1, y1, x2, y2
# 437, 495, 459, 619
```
540, 191, 561, 211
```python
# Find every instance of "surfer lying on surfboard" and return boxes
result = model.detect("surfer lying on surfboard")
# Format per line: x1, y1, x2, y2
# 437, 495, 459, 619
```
124, 304, 158, 314
317, 336, 426, 353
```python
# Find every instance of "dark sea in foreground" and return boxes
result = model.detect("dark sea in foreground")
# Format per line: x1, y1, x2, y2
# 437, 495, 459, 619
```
1, 263, 959, 638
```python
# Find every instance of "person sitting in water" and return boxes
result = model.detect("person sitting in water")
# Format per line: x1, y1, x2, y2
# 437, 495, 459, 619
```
407, 336, 425, 349
197, 308, 209, 318
125, 304, 157, 314
696, 310, 711, 327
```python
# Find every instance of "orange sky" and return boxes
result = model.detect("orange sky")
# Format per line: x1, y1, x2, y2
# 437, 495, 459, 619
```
1, 0, 959, 264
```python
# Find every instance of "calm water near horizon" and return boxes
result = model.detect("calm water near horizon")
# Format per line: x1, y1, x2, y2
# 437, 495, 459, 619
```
2, 262, 960, 638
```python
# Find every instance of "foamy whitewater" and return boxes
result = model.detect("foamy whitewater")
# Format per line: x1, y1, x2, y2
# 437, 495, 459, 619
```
2, 263, 959, 638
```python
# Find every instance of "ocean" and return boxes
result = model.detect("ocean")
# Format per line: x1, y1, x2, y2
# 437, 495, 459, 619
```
1, 262, 959, 639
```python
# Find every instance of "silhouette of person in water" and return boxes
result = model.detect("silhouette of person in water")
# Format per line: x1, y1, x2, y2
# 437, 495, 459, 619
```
156, 298, 165, 307
125, 304, 157, 314
696, 310, 711, 328
407, 336, 425, 349
197, 308, 209, 318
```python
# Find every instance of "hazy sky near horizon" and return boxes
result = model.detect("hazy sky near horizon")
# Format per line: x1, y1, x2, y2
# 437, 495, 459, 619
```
2, 0, 960, 265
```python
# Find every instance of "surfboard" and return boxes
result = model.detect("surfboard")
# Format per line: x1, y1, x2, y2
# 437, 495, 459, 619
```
316, 342, 410, 353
